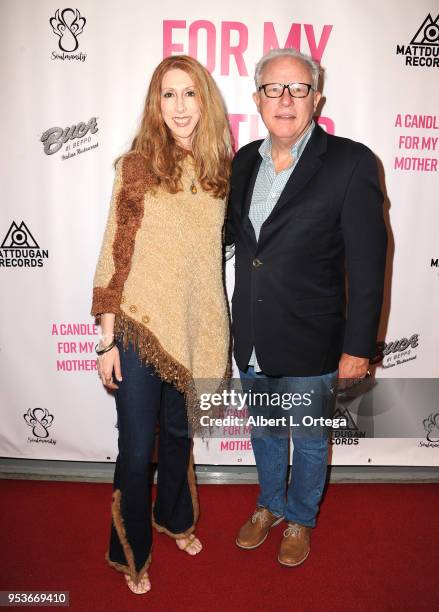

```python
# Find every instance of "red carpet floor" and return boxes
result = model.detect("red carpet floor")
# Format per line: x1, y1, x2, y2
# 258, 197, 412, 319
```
1, 480, 438, 611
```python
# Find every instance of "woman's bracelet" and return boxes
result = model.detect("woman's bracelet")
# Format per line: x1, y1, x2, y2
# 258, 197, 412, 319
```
95, 340, 116, 356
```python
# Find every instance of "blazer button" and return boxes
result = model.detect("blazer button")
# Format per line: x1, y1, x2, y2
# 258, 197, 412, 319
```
252, 258, 263, 267
129, 304, 137, 314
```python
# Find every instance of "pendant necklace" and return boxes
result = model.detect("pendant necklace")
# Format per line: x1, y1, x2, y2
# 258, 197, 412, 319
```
189, 178, 197, 194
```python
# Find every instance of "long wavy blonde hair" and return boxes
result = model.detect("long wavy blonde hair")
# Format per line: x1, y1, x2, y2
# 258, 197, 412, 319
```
129, 55, 232, 199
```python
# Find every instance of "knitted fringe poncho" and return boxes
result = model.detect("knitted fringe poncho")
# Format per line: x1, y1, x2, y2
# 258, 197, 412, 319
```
91, 152, 230, 431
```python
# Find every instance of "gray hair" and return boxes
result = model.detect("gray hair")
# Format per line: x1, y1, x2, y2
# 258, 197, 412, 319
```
254, 48, 321, 91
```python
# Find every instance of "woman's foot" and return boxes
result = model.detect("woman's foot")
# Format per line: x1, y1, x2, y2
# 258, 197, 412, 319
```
176, 533, 202, 555
124, 572, 151, 595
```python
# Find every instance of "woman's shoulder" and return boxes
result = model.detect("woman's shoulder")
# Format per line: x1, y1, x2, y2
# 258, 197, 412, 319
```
116, 151, 153, 184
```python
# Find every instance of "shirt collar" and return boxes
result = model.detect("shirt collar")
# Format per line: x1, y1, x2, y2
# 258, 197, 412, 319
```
258, 120, 315, 163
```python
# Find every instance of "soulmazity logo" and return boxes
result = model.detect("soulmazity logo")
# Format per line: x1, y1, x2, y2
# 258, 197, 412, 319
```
50, 8, 87, 62
419, 412, 439, 448
40, 117, 99, 160
396, 14, 439, 68
24, 408, 57, 446
0, 222, 49, 268
423, 413, 439, 443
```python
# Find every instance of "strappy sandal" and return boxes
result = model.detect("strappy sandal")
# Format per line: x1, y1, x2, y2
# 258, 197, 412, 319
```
124, 572, 151, 595
177, 533, 203, 555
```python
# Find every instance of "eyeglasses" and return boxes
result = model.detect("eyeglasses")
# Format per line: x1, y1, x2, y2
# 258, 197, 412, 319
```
258, 82, 314, 98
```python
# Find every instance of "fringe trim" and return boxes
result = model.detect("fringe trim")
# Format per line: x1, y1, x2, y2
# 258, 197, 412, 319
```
105, 553, 150, 585
187, 447, 199, 523
114, 311, 222, 434
152, 519, 196, 540
109, 489, 151, 585
151, 445, 199, 539
115, 311, 193, 396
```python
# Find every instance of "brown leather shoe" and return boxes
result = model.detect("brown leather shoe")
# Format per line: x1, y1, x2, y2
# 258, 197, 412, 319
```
236, 507, 283, 549
278, 522, 312, 567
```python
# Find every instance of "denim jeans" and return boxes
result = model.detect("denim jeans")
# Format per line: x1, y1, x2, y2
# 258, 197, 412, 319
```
239, 366, 336, 528
108, 341, 195, 574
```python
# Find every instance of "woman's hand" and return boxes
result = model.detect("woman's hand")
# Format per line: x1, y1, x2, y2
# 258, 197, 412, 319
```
96, 313, 121, 389
97, 345, 122, 390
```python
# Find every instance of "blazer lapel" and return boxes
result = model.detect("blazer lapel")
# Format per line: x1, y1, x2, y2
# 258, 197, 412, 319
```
240, 151, 262, 244
263, 123, 327, 224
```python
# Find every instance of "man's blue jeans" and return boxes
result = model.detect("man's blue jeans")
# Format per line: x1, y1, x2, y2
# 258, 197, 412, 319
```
239, 366, 336, 528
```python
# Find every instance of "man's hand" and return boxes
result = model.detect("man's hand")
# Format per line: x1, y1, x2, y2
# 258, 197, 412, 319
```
338, 353, 369, 378
337, 353, 369, 389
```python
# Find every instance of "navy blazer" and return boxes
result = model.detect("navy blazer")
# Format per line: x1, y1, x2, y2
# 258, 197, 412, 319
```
226, 123, 388, 376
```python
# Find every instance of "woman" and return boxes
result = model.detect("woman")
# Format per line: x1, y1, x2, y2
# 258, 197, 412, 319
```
91, 55, 231, 594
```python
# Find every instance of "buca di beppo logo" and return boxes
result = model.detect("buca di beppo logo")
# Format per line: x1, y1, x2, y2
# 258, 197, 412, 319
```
24, 408, 57, 446
371, 333, 419, 369
50, 8, 87, 61
40, 117, 99, 160
396, 13, 439, 68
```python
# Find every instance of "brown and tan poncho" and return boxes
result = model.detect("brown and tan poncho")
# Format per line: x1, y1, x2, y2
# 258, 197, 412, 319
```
91, 151, 230, 430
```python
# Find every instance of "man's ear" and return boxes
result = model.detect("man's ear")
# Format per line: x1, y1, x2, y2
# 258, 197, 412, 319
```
253, 91, 261, 113
313, 91, 322, 113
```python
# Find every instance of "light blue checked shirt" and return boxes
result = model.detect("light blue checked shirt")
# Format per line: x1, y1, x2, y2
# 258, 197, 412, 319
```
248, 121, 315, 372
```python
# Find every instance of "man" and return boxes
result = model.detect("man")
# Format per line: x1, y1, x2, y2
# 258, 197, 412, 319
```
226, 48, 387, 566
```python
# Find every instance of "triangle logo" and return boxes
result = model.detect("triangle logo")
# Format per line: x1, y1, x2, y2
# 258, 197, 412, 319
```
332, 407, 358, 431
1, 221, 40, 248
410, 14, 439, 46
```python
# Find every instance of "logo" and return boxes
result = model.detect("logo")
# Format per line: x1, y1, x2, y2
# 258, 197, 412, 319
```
24, 408, 57, 445
50, 8, 87, 62
396, 14, 439, 68
410, 14, 439, 45
431, 258, 439, 277
0, 221, 49, 268
371, 333, 419, 369
40, 117, 99, 160
330, 406, 365, 445
419, 412, 439, 448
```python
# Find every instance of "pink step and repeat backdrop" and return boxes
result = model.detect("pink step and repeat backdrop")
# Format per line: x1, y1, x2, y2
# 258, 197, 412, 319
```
1, 0, 438, 466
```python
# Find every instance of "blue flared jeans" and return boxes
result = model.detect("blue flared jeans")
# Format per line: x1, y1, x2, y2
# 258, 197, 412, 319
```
108, 341, 196, 577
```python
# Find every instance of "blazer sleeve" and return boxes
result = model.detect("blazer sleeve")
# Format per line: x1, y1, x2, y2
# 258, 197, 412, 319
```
341, 147, 388, 358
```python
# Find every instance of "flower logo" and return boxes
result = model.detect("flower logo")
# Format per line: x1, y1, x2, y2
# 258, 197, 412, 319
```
24, 408, 54, 439
50, 8, 86, 52
423, 413, 439, 443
